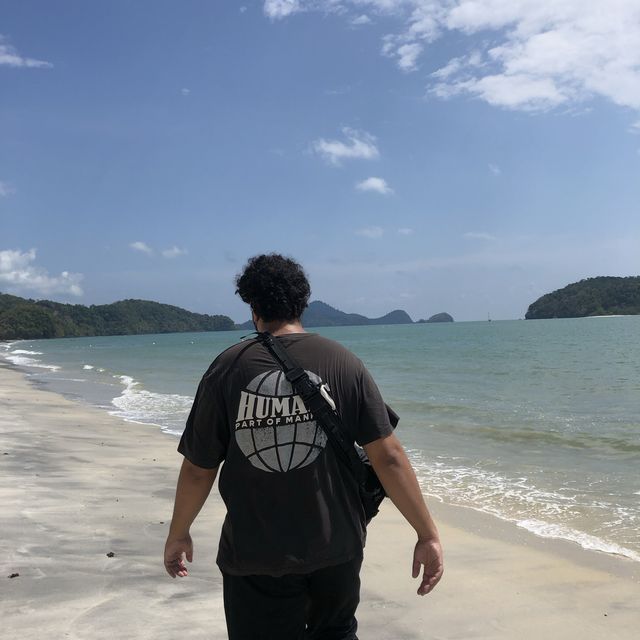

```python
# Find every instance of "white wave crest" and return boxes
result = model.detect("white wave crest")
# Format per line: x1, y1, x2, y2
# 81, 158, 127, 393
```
3, 353, 60, 371
82, 364, 94, 370
517, 519, 640, 563
11, 349, 44, 355
407, 449, 640, 563
110, 375, 192, 433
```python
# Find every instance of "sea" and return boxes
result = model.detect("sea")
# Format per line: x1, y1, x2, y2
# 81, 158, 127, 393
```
2, 317, 639, 563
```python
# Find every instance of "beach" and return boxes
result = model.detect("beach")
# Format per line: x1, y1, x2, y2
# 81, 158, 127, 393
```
1, 361, 638, 640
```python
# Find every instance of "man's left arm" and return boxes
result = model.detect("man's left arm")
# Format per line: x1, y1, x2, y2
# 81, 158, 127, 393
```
164, 458, 218, 578
364, 433, 444, 595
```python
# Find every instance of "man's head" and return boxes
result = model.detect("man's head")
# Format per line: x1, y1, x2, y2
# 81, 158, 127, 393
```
235, 253, 311, 323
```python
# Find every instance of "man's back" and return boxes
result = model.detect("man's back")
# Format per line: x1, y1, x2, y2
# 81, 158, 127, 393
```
178, 333, 395, 576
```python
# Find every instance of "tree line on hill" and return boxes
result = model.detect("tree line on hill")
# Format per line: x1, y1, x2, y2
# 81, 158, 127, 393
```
525, 276, 640, 319
0, 294, 235, 340
237, 300, 417, 329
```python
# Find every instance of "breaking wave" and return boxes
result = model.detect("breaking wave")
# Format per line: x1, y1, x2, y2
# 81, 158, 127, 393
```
110, 375, 192, 436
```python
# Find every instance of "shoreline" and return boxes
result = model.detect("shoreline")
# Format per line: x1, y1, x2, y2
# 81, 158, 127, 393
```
7, 352, 638, 577
6, 350, 640, 568
6, 345, 639, 568
2, 361, 639, 638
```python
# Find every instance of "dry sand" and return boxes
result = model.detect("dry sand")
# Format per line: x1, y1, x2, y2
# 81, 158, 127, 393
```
1, 362, 638, 639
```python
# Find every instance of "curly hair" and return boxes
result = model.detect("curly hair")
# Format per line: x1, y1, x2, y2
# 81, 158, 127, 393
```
235, 254, 311, 322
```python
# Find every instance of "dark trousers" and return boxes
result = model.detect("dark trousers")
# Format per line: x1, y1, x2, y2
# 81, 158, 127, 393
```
222, 556, 362, 640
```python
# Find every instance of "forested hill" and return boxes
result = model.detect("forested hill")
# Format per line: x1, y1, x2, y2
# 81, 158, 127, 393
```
236, 300, 414, 329
0, 294, 235, 340
525, 276, 640, 319
303, 301, 413, 327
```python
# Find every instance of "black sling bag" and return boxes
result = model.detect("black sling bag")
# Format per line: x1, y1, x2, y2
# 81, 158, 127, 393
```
253, 331, 387, 524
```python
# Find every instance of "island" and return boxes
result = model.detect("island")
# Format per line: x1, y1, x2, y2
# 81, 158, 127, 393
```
0, 293, 235, 340
417, 312, 454, 323
303, 301, 413, 327
237, 300, 414, 329
525, 276, 640, 319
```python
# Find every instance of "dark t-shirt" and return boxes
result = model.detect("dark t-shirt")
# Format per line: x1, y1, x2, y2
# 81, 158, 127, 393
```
178, 333, 396, 576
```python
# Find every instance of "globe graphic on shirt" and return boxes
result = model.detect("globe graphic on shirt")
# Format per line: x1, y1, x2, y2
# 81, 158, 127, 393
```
234, 369, 328, 473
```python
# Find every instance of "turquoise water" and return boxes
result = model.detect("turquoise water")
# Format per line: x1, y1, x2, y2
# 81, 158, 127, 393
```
2, 317, 639, 561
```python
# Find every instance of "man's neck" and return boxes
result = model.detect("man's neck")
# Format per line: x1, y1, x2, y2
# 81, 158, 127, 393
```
255, 318, 305, 336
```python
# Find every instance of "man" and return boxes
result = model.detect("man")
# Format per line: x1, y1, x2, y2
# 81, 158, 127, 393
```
164, 253, 443, 639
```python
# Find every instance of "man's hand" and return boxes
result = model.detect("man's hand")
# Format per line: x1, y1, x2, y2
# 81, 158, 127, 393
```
412, 538, 443, 595
164, 459, 218, 578
164, 533, 193, 578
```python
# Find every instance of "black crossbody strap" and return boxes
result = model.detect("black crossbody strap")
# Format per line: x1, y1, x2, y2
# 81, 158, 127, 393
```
255, 332, 366, 483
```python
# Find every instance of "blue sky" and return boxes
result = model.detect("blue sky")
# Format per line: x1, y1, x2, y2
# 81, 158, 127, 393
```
1, 1, 639, 322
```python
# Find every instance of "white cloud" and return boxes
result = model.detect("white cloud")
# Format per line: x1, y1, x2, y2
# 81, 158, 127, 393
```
440, 2, 640, 113
0, 248, 83, 296
264, 0, 348, 19
130, 241, 153, 255
181, 88, 191, 96
355, 176, 393, 195
464, 231, 496, 241
436, 73, 568, 111
431, 52, 482, 80
264, 0, 303, 19
356, 226, 384, 238
161, 246, 188, 259
129, 242, 186, 258
0, 36, 52, 69
395, 42, 423, 72
488, 163, 501, 176
265, 1, 640, 118
397, 227, 413, 235
352, 14, 372, 26
0, 181, 15, 197
312, 127, 379, 165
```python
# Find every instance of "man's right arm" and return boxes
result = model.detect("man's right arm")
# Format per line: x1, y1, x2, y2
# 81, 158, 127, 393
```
164, 458, 218, 578
363, 433, 444, 595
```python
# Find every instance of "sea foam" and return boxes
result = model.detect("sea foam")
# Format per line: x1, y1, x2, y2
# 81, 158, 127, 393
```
110, 375, 191, 436
408, 449, 640, 563
4, 349, 60, 371
516, 519, 640, 562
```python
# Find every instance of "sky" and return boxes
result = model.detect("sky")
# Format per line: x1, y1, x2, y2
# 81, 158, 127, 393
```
1, 1, 639, 322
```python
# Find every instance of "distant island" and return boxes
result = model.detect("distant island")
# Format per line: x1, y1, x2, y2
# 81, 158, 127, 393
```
417, 312, 454, 323
525, 276, 640, 319
237, 300, 414, 330
0, 293, 234, 340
